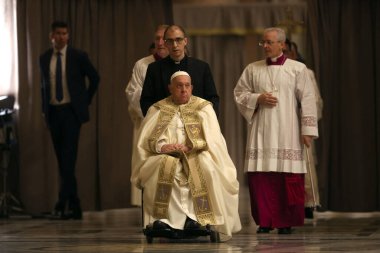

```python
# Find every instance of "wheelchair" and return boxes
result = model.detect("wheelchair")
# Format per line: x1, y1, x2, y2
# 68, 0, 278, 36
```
143, 222, 220, 243
141, 190, 220, 243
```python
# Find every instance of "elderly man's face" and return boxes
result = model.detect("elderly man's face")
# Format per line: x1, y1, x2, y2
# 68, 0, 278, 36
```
154, 27, 169, 58
169, 75, 193, 105
261, 31, 285, 58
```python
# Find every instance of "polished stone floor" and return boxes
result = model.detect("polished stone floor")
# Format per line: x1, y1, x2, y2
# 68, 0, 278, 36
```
1, 208, 380, 252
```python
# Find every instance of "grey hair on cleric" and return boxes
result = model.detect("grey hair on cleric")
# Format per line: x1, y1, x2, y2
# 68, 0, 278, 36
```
264, 27, 286, 42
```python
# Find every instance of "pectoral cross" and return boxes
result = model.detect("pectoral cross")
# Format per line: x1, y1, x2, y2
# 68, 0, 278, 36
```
198, 196, 209, 212
159, 186, 167, 201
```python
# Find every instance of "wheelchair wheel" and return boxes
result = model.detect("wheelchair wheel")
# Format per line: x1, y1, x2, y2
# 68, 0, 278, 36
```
210, 230, 220, 243
146, 235, 153, 243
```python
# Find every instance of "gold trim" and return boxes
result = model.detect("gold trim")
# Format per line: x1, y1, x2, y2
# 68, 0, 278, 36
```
150, 96, 216, 225
184, 155, 216, 225
153, 156, 178, 219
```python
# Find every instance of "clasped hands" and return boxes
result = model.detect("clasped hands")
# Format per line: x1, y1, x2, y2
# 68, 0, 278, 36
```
257, 92, 278, 107
257, 93, 314, 148
161, 143, 191, 153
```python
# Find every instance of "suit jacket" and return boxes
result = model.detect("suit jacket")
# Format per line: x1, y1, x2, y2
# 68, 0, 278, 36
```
39, 46, 100, 124
140, 55, 219, 116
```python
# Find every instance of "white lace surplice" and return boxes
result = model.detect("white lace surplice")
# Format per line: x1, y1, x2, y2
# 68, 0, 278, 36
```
234, 59, 318, 174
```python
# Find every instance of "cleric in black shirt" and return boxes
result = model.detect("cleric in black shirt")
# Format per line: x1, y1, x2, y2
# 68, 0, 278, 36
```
140, 25, 219, 116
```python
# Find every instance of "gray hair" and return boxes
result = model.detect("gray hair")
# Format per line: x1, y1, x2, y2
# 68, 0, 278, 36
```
263, 27, 286, 42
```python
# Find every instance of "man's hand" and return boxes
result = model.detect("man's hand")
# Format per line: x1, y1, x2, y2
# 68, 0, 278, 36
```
257, 92, 278, 107
302, 135, 313, 148
161, 144, 191, 153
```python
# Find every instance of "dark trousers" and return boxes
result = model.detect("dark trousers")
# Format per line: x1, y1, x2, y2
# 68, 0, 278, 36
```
48, 104, 81, 206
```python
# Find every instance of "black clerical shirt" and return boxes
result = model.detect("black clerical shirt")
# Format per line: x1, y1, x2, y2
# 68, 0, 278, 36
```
140, 55, 219, 116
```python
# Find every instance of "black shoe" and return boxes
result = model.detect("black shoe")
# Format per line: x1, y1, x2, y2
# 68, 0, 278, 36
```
153, 220, 171, 230
184, 217, 202, 230
257, 227, 272, 233
66, 207, 82, 220
68, 199, 82, 220
278, 227, 292, 234
49, 201, 67, 220
305, 207, 314, 219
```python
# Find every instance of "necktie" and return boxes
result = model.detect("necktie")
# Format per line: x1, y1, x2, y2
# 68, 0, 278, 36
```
56, 52, 63, 101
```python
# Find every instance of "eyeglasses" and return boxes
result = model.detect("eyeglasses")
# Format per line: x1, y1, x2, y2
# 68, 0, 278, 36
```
164, 37, 185, 45
258, 40, 280, 47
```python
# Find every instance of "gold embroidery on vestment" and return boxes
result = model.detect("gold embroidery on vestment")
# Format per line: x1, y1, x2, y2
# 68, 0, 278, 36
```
153, 156, 177, 219
150, 97, 216, 225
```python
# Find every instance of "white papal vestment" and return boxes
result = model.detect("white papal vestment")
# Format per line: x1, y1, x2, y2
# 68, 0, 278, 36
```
131, 96, 241, 237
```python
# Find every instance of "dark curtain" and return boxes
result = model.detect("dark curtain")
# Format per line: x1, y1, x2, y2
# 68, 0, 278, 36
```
186, 36, 251, 223
14, 0, 380, 214
16, 0, 172, 214
307, 0, 380, 211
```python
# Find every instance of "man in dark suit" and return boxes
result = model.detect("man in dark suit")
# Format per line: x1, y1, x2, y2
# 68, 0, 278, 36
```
39, 21, 99, 219
140, 25, 219, 116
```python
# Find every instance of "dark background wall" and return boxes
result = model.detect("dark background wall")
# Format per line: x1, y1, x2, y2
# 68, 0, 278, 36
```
3, 0, 379, 215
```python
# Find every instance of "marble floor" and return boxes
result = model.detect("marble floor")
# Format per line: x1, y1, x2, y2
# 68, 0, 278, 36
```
1, 208, 380, 253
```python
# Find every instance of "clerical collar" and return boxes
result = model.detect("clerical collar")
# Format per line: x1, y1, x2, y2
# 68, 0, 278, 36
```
266, 53, 287, 65
170, 55, 187, 64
